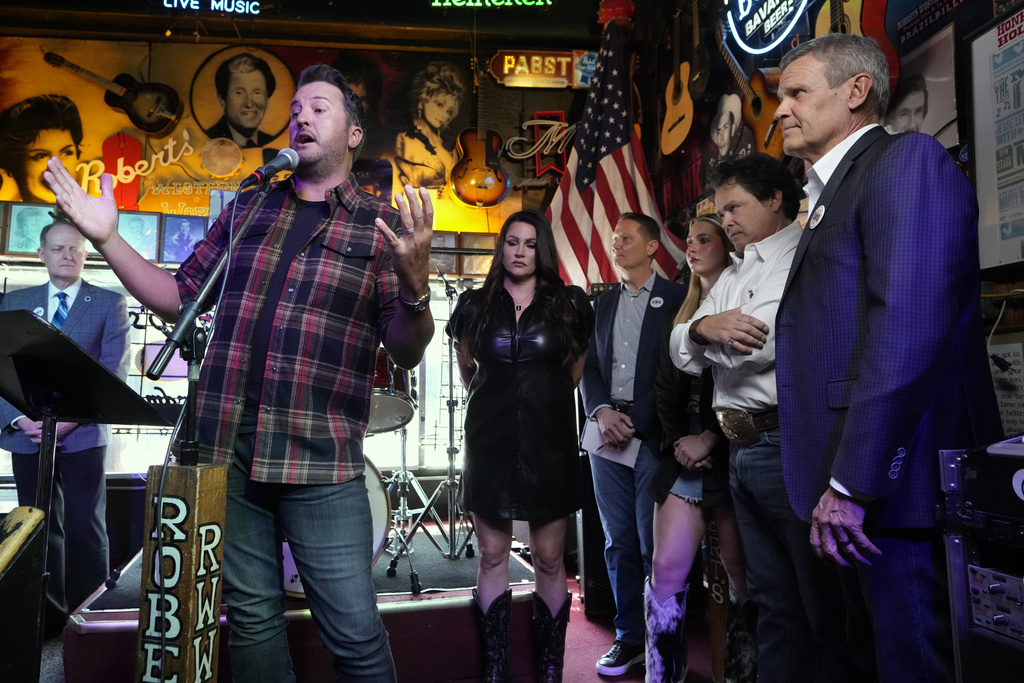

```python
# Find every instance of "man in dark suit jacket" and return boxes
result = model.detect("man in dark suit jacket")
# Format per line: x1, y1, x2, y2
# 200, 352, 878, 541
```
0, 220, 130, 635
580, 212, 686, 676
774, 34, 1003, 682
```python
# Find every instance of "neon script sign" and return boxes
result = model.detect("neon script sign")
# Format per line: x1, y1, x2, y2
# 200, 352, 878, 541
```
725, 0, 807, 55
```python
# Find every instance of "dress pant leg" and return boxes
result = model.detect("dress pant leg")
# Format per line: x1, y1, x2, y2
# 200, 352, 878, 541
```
590, 452, 645, 645
58, 445, 110, 611
12, 451, 69, 621
852, 531, 953, 683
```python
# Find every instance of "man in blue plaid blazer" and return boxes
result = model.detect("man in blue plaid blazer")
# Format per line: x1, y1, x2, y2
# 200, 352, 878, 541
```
0, 219, 129, 635
770, 35, 1003, 683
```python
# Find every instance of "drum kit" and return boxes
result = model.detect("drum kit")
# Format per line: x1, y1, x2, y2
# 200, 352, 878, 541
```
282, 270, 475, 597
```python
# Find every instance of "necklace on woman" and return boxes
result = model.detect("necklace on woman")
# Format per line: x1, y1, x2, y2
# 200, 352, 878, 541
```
511, 290, 534, 312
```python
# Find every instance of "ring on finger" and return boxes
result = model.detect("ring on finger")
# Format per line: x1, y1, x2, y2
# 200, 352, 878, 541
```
727, 338, 736, 348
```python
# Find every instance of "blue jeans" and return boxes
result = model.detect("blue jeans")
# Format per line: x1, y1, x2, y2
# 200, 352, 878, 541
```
848, 530, 953, 683
224, 433, 396, 683
729, 429, 874, 683
590, 442, 659, 644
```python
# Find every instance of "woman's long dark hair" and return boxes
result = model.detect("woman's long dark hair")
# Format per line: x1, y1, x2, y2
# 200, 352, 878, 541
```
458, 209, 587, 365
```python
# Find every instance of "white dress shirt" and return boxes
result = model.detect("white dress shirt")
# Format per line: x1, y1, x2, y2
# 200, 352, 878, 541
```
669, 220, 802, 412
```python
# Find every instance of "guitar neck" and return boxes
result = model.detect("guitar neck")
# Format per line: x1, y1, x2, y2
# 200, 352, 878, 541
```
832, 0, 843, 32
691, 0, 700, 46
716, 29, 755, 103
60, 60, 125, 96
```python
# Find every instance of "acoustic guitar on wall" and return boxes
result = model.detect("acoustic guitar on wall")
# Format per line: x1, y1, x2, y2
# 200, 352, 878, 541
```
660, 5, 694, 156
714, 23, 784, 159
44, 51, 183, 137
450, 69, 510, 208
814, 0, 899, 93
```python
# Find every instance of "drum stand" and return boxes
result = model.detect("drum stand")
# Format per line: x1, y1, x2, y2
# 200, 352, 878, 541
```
386, 271, 475, 563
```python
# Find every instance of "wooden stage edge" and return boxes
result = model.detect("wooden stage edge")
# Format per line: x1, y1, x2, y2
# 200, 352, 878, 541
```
65, 579, 539, 682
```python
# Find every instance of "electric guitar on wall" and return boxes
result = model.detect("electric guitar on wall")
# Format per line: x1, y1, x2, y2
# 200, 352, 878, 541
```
450, 69, 511, 208
44, 51, 183, 137
660, 6, 694, 155
859, 0, 899, 94
714, 23, 784, 159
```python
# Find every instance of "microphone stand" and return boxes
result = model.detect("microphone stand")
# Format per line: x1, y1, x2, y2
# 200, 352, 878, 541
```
404, 269, 474, 559
147, 181, 275, 456
135, 180, 273, 681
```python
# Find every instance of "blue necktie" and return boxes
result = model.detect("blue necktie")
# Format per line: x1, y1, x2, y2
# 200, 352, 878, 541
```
52, 291, 68, 330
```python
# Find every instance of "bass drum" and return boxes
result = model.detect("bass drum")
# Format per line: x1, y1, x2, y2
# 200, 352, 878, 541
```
282, 457, 391, 598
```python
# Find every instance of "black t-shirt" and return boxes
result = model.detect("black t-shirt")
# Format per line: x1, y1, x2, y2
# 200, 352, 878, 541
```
238, 198, 331, 432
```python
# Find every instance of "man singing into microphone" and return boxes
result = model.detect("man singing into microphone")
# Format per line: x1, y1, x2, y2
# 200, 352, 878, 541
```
44, 64, 435, 682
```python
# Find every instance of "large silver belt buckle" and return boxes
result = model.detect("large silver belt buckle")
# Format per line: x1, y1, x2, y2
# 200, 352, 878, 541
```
716, 409, 759, 446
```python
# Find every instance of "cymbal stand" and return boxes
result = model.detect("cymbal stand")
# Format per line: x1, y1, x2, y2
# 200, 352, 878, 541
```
384, 425, 431, 589
402, 270, 475, 559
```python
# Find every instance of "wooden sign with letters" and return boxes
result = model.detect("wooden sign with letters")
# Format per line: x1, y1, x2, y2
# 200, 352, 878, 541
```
135, 463, 227, 683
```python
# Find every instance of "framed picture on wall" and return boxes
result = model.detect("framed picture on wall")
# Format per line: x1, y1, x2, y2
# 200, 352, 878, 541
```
966, 6, 1024, 270
117, 211, 161, 261
160, 215, 208, 263
430, 231, 457, 275
459, 233, 496, 277
6, 202, 54, 254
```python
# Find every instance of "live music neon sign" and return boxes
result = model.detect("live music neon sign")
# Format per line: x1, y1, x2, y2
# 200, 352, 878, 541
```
162, 0, 261, 15
725, 0, 807, 55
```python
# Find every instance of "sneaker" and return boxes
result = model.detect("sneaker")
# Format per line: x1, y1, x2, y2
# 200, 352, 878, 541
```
596, 639, 645, 676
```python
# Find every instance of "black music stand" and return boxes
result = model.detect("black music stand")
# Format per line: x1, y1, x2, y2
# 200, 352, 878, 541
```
0, 309, 169, 680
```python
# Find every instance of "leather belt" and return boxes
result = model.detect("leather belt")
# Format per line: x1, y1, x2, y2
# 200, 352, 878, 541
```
716, 407, 779, 446
611, 400, 634, 413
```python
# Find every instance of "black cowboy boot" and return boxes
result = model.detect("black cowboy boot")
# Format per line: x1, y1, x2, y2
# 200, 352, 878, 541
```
645, 578, 689, 683
474, 588, 512, 683
532, 591, 571, 683
723, 598, 758, 683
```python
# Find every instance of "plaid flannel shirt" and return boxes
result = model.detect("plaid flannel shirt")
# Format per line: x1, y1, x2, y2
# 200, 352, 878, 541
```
175, 174, 402, 485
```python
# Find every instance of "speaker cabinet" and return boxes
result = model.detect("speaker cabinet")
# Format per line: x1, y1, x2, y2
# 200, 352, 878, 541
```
0, 506, 46, 682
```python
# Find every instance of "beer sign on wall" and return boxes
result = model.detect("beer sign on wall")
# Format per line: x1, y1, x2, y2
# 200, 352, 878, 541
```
724, 0, 808, 54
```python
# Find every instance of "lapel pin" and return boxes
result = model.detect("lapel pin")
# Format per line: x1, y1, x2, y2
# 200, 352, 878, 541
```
808, 205, 825, 230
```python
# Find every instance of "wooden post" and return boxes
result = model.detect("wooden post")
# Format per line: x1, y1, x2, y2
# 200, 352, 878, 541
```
135, 463, 227, 683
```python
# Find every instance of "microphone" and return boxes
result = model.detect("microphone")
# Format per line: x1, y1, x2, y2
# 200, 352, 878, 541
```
239, 148, 299, 189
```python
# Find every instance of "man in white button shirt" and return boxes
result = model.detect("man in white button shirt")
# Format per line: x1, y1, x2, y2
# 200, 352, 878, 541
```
670, 153, 872, 682
0, 219, 129, 637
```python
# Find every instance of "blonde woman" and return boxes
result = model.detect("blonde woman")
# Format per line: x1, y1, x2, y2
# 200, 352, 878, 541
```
648, 215, 751, 682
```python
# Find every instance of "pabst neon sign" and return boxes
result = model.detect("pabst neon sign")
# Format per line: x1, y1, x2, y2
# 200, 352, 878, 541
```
725, 0, 807, 55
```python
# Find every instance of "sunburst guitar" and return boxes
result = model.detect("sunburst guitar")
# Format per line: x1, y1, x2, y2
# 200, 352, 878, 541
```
450, 70, 510, 208
714, 23, 783, 159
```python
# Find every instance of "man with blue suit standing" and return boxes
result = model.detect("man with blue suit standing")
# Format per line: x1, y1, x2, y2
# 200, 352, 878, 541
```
0, 219, 130, 636
774, 34, 1004, 682
581, 212, 686, 676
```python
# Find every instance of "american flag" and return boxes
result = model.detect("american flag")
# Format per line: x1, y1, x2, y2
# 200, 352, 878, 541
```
548, 22, 685, 290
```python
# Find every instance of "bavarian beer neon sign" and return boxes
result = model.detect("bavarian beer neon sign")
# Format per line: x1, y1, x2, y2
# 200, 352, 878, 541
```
725, 0, 807, 55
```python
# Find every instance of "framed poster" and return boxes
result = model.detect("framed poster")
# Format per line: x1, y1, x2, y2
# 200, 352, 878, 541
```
459, 233, 496, 277
966, 7, 1024, 270
429, 231, 457, 275
6, 202, 53, 254
160, 215, 207, 263
117, 211, 161, 261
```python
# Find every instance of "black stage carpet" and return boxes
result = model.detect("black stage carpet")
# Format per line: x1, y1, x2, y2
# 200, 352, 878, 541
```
86, 527, 534, 611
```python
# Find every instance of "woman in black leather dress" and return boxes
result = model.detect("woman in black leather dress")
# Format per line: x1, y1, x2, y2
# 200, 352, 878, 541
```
447, 209, 593, 683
